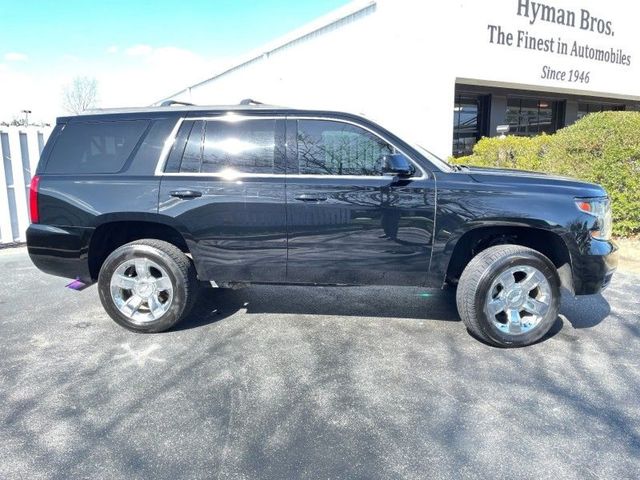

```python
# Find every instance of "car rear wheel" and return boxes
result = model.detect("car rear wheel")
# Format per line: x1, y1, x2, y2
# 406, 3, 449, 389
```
98, 239, 197, 333
456, 244, 560, 347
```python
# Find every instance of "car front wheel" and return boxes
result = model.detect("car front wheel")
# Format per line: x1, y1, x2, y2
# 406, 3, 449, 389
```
456, 244, 560, 347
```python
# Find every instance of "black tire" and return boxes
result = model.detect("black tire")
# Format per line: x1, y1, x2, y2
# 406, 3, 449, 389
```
456, 244, 560, 347
98, 239, 198, 333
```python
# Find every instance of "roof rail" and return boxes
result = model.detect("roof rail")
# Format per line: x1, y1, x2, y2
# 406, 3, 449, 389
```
160, 100, 195, 107
239, 98, 263, 105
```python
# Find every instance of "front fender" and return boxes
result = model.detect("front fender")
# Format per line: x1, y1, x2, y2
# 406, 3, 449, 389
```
426, 176, 592, 288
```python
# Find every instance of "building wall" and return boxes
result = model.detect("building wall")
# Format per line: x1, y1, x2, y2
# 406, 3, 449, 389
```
169, 0, 640, 158
0, 127, 51, 245
175, 4, 387, 113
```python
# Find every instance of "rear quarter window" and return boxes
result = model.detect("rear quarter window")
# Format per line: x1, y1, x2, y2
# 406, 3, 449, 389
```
45, 120, 149, 174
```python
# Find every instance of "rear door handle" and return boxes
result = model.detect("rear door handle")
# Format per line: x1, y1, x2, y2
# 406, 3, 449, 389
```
294, 194, 328, 202
170, 190, 202, 199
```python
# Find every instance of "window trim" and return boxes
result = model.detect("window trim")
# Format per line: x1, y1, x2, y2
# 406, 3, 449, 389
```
154, 114, 428, 180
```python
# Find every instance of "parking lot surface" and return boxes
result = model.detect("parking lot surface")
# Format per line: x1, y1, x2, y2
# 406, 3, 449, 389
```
0, 247, 639, 479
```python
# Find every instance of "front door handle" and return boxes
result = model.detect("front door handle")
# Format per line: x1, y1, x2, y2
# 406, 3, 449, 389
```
295, 194, 328, 202
170, 190, 202, 199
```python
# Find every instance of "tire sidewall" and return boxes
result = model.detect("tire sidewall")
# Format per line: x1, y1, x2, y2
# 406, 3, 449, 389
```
98, 244, 187, 333
473, 252, 560, 347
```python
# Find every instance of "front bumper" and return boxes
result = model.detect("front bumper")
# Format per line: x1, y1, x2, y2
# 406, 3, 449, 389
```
572, 238, 618, 295
26, 224, 94, 282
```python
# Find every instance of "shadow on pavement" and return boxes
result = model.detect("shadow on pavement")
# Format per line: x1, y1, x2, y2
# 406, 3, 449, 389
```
560, 291, 611, 329
176, 284, 460, 331
177, 284, 612, 336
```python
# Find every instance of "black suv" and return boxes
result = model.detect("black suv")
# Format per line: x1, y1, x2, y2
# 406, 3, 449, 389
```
26, 103, 617, 347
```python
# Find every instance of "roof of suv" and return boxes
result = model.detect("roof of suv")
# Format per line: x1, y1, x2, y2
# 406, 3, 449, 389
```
58, 103, 349, 123
88, 104, 284, 115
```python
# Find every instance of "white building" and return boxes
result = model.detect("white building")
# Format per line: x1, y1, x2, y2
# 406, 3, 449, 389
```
159, 0, 640, 158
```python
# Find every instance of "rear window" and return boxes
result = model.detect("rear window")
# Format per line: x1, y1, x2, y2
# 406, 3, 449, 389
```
45, 120, 149, 174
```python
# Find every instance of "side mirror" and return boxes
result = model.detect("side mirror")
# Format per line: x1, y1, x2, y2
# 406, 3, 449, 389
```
382, 154, 415, 177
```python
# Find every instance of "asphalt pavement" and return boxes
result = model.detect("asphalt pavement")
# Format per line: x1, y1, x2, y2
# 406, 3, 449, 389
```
0, 247, 639, 479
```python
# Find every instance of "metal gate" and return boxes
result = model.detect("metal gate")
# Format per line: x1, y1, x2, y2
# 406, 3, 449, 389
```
0, 127, 52, 245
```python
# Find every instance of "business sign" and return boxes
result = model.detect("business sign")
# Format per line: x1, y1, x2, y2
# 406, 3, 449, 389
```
487, 1, 632, 85
447, 0, 639, 98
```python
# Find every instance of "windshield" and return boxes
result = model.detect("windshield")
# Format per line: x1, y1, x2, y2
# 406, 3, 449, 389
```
413, 144, 454, 172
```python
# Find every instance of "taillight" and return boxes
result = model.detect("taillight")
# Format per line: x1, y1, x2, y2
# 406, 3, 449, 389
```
29, 175, 40, 224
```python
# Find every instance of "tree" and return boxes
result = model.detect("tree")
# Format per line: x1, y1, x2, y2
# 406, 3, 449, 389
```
62, 76, 98, 114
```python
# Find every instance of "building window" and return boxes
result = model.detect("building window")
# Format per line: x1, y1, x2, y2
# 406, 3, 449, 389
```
505, 97, 559, 136
577, 103, 624, 120
452, 94, 481, 157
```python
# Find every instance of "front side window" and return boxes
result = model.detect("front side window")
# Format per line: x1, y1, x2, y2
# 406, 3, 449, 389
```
167, 118, 277, 174
296, 120, 394, 176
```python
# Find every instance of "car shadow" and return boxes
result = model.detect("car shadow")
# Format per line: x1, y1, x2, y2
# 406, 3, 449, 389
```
175, 284, 460, 331
559, 290, 611, 329
175, 284, 613, 336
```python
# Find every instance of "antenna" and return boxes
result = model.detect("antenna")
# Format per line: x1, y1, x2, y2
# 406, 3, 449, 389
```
160, 100, 195, 107
239, 98, 264, 105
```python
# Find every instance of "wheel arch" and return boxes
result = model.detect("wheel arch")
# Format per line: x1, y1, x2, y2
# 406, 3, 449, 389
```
88, 219, 194, 281
444, 225, 573, 292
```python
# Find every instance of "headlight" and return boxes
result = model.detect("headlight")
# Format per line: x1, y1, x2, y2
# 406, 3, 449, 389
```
575, 197, 612, 240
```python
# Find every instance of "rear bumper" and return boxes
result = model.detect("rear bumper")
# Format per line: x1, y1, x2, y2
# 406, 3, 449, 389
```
26, 224, 94, 282
572, 238, 618, 295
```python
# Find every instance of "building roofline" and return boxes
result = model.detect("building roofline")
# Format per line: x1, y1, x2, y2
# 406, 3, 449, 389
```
457, 77, 640, 103
156, 0, 376, 104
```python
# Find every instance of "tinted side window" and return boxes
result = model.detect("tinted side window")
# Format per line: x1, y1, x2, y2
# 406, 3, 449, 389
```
180, 120, 205, 173
296, 120, 393, 176
169, 119, 277, 174
46, 120, 149, 174
164, 120, 196, 173
202, 119, 276, 174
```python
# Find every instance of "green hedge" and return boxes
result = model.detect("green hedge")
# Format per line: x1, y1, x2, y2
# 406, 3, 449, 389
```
453, 112, 640, 237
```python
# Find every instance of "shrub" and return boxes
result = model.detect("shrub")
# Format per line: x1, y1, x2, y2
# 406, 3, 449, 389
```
460, 134, 552, 171
453, 112, 640, 237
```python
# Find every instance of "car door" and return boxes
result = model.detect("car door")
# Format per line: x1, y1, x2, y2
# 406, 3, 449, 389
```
158, 114, 287, 283
284, 117, 436, 286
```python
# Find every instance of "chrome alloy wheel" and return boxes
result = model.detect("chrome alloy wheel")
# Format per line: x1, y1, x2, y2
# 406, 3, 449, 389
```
109, 257, 174, 324
484, 265, 552, 335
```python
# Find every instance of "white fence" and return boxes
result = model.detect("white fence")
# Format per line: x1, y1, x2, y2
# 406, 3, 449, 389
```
0, 127, 52, 245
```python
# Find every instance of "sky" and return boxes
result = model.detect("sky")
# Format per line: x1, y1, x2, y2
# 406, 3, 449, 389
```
0, 0, 350, 123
